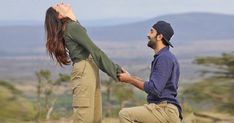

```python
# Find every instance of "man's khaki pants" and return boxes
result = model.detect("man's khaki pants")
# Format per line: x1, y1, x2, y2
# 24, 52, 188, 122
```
119, 102, 181, 123
71, 59, 102, 123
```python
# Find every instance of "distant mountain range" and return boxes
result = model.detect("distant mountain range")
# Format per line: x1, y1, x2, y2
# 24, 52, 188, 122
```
0, 12, 234, 56
87, 12, 234, 42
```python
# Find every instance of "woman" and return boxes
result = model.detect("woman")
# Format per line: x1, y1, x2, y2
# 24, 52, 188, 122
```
44, 3, 122, 123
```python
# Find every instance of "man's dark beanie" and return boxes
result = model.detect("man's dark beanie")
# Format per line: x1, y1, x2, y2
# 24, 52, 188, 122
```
152, 21, 174, 47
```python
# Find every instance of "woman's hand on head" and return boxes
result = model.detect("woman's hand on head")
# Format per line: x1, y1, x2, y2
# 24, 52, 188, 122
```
53, 3, 77, 21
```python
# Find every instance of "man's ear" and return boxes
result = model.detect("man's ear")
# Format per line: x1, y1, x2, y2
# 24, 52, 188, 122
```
156, 34, 163, 40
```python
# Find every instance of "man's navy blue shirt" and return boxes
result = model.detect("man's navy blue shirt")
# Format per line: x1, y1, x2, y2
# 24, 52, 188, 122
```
144, 46, 182, 118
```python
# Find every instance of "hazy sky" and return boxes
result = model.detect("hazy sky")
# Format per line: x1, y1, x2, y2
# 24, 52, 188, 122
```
0, 0, 234, 23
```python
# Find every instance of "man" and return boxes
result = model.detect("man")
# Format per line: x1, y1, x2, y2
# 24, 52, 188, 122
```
118, 21, 182, 123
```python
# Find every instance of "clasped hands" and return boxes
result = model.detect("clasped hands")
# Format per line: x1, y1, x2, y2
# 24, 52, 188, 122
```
118, 68, 133, 84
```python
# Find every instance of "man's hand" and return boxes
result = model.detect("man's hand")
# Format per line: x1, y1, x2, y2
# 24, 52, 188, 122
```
118, 68, 132, 83
118, 68, 145, 90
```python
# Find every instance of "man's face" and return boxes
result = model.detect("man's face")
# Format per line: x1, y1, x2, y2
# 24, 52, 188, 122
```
147, 28, 157, 49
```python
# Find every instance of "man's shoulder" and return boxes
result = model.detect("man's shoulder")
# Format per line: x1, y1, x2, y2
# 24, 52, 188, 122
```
158, 51, 177, 62
158, 50, 173, 58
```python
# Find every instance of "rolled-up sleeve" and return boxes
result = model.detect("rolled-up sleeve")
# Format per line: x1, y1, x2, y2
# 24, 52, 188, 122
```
144, 55, 173, 97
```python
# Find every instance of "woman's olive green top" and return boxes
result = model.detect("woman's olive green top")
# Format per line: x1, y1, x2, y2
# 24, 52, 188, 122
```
63, 20, 121, 81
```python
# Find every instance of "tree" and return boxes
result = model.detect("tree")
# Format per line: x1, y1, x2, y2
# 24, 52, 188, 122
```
35, 70, 70, 122
112, 82, 134, 109
102, 78, 114, 117
102, 77, 134, 117
194, 52, 234, 78
182, 52, 234, 115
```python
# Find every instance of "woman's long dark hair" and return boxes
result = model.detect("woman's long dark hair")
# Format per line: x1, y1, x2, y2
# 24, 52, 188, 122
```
45, 7, 71, 67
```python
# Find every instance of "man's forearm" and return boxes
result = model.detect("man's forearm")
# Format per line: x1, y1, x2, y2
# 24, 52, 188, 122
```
128, 76, 145, 91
